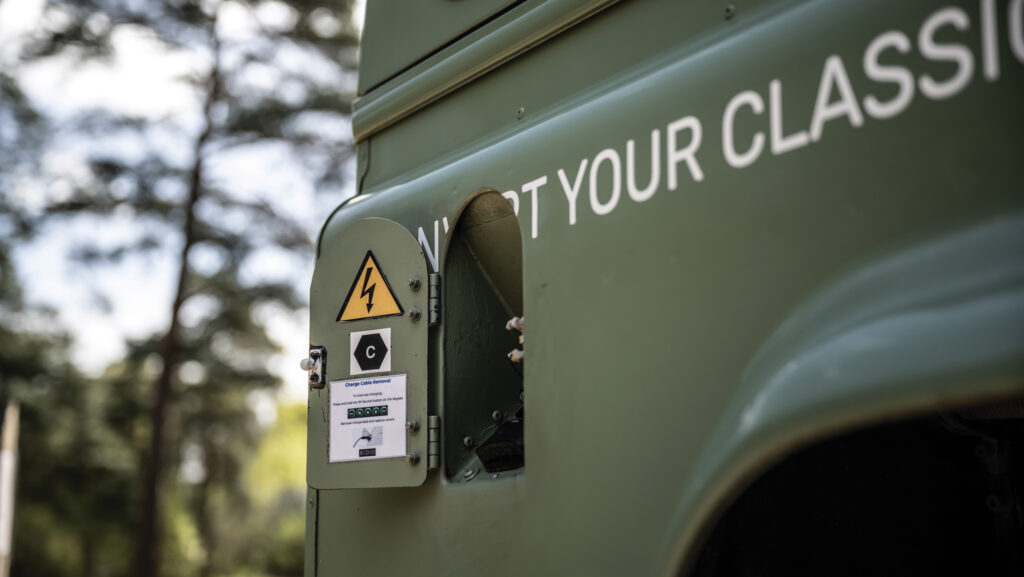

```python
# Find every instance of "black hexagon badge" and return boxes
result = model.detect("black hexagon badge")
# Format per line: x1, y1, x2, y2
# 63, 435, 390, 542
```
353, 332, 388, 372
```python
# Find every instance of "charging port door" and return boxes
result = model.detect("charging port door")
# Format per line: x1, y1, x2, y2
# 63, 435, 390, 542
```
307, 218, 430, 489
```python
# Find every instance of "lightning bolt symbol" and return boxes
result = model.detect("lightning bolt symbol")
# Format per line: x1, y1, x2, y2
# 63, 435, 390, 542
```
360, 267, 376, 313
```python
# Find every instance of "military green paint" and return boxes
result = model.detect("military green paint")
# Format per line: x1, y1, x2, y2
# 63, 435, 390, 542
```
303, 487, 317, 577
662, 213, 1024, 575
309, 0, 1024, 575
352, 0, 618, 141
358, 0, 519, 94
307, 218, 429, 489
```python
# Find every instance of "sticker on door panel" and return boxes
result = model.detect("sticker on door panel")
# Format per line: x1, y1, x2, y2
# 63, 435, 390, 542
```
329, 374, 407, 463
349, 328, 391, 376
337, 251, 403, 322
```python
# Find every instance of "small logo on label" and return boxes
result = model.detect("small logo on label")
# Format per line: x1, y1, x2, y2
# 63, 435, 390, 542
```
358, 448, 376, 457
350, 328, 392, 375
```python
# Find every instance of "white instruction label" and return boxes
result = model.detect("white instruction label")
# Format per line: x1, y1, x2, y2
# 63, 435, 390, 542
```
329, 374, 407, 463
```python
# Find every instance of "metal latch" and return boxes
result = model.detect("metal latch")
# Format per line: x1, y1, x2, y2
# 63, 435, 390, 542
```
427, 415, 440, 470
428, 273, 441, 326
300, 345, 326, 389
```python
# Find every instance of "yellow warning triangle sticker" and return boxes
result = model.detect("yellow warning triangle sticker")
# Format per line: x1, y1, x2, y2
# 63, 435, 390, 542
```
337, 251, 404, 322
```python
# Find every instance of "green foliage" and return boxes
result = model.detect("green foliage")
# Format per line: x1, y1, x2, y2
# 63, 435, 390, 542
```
0, 72, 47, 199
162, 496, 206, 577
8, 351, 137, 577
201, 403, 310, 577
248, 403, 306, 506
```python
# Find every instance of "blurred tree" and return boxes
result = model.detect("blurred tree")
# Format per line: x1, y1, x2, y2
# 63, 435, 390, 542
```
7, 1, 360, 575
244, 402, 307, 574
10, 360, 138, 577
0, 55, 101, 577
1, 92, 137, 575
0, 64, 47, 301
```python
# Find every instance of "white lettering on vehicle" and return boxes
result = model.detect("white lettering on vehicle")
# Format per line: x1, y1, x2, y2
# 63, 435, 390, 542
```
415, 2, 1021, 270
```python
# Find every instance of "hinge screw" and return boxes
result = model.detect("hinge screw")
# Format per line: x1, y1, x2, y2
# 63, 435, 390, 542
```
409, 307, 421, 322
408, 452, 421, 465
406, 420, 420, 433
409, 277, 421, 291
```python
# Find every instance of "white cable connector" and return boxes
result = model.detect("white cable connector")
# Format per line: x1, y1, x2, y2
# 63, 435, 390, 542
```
506, 317, 524, 363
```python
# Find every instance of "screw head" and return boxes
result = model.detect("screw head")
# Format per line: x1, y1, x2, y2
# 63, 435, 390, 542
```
409, 277, 421, 291
724, 3, 736, 19
516, 106, 525, 119
491, 410, 503, 423
408, 452, 421, 465
462, 436, 474, 447
406, 420, 420, 433
409, 307, 421, 322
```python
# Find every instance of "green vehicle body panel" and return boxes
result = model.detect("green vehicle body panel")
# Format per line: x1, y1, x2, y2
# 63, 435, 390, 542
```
307, 0, 1024, 575
357, 0, 519, 94
351, 0, 618, 139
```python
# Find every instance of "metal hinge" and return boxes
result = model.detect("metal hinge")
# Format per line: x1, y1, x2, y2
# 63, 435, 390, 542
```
428, 273, 441, 326
427, 415, 440, 470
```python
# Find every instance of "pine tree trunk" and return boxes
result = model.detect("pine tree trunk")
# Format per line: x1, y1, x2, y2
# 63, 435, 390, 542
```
134, 30, 221, 577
